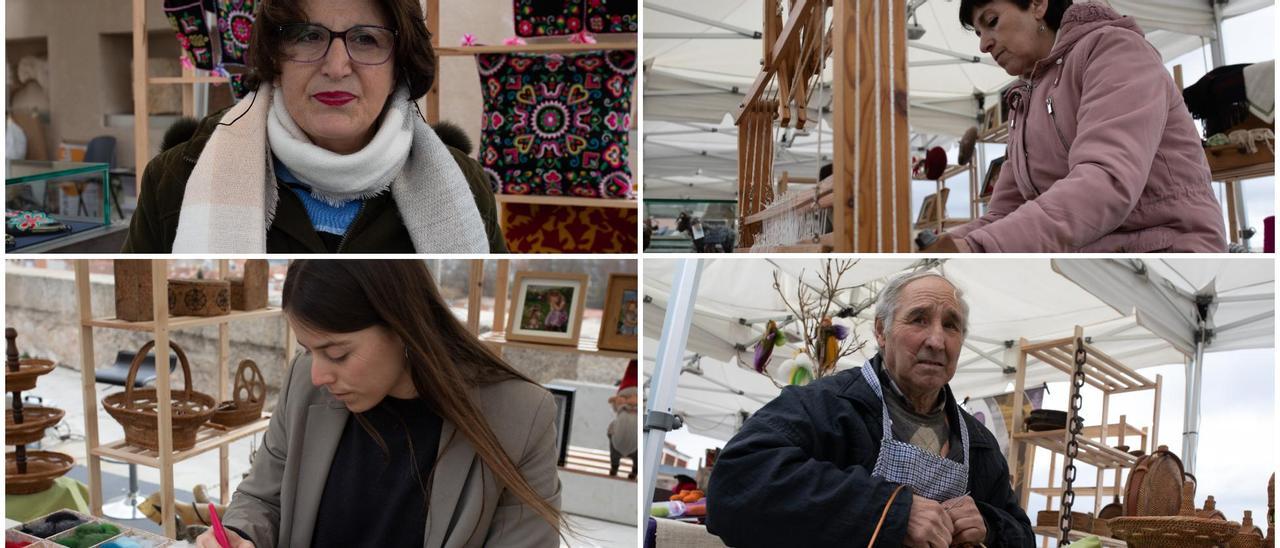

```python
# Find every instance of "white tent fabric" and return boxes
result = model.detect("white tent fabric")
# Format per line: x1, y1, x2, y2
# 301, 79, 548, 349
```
643, 258, 1274, 441
642, 0, 1271, 197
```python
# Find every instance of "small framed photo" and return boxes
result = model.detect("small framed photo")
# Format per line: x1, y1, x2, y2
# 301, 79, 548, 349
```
544, 384, 576, 467
507, 271, 589, 346
597, 273, 638, 353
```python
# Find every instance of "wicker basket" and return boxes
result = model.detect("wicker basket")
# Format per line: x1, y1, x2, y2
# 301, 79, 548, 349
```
1037, 510, 1094, 533
1125, 445, 1187, 517
101, 340, 217, 452
208, 359, 266, 428
6, 405, 65, 446
5, 450, 75, 495
6, 358, 56, 392
1111, 482, 1241, 547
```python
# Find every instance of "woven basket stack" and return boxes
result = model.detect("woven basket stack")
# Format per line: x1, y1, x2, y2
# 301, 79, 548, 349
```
5, 327, 74, 495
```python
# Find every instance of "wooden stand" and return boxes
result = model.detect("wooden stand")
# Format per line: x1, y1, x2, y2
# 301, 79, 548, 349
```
735, 0, 910, 252
76, 260, 294, 539
912, 163, 978, 238
1010, 326, 1163, 547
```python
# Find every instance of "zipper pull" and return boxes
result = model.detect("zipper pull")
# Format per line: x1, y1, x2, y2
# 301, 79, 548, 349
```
1047, 97, 1054, 116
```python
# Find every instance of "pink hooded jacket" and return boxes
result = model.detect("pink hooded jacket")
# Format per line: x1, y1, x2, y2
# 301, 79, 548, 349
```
948, 2, 1227, 252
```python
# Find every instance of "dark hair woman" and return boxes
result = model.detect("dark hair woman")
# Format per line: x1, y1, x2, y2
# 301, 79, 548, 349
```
197, 260, 561, 547
124, 0, 506, 253
924, 0, 1226, 253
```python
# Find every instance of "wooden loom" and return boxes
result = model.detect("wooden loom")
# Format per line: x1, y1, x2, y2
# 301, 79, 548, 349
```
736, 0, 911, 252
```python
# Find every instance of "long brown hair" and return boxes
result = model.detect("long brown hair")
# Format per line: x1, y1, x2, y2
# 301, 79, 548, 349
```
281, 260, 564, 538
246, 0, 437, 100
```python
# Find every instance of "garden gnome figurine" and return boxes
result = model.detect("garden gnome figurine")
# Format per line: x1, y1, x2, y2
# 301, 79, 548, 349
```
607, 359, 639, 479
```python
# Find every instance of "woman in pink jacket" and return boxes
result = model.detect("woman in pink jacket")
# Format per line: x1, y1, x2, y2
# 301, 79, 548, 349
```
927, 0, 1227, 252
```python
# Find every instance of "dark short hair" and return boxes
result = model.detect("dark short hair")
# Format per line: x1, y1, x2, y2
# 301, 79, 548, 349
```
245, 0, 436, 101
959, 0, 1073, 32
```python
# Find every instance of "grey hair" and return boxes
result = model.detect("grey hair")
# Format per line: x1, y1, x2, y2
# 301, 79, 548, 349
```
874, 270, 970, 351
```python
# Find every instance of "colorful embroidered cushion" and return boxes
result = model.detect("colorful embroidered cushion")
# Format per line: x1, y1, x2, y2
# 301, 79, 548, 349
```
514, 0, 638, 37
477, 50, 636, 199
502, 204, 636, 252
163, 0, 216, 70
215, 0, 256, 66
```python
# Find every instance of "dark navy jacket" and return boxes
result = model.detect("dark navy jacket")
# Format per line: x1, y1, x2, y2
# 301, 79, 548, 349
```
705, 366, 1035, 547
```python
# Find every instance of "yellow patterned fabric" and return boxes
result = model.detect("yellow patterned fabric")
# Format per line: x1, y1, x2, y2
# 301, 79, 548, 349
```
502, 203, 636, 253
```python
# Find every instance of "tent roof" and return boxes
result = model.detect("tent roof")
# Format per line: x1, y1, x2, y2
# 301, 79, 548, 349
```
643, 0, 1271, 198
643, 258, 1274, 441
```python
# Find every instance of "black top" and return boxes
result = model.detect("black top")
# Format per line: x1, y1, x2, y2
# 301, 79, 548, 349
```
312, 395, 443, 547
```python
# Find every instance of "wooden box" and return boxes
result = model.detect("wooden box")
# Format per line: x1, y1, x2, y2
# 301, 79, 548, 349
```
229, 260, 269, 311
113, 260, 153, 322
168, 279, 231, 317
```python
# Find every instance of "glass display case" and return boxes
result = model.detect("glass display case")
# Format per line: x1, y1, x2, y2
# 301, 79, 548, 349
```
5, 160, 111, 252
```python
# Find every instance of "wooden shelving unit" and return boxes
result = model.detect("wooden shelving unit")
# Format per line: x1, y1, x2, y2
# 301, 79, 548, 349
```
912, 163, 978, 238
75, 259, 295, 539
1010, 325, 1162, 547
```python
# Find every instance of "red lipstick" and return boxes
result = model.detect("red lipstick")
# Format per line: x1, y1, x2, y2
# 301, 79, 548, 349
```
314, 91, 356, 106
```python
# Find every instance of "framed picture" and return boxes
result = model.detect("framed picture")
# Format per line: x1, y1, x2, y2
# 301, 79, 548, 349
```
507, 271, 589, 346
544, 384, 576, 467
598, 273, 638, 353
915, 187, 950, 226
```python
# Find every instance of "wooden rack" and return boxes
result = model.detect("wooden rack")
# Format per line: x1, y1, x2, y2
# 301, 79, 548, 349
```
75, 260, 295, 539
1010, 326, 1162, 547
734, 0, 911, 253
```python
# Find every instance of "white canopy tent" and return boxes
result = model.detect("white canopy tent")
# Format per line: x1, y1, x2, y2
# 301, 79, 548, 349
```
643, 0, 1272, 199
640, 258, 1274, 488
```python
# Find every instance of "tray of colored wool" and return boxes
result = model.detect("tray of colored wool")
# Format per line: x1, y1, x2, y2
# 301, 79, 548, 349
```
6, 529, 44, 548
98, 534, 170, 548
17, 510, 89, 538
48, 523, 121, 547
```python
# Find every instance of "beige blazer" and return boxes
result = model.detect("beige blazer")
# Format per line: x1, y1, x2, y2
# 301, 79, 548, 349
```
222, 352, 562, 547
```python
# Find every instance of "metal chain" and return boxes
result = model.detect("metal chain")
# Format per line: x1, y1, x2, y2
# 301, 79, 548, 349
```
1059, 337, 1088, 546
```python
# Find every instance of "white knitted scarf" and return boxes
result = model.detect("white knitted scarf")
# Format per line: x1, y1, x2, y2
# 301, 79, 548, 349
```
172, 82, 488, 252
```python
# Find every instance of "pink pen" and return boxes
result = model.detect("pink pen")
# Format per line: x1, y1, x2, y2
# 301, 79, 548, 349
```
208, 503, 232, 548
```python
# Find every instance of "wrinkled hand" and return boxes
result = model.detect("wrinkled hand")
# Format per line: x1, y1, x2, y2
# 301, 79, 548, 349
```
942, 495, 987, 546
903, 495, 955, 548
195, 527, 255, 548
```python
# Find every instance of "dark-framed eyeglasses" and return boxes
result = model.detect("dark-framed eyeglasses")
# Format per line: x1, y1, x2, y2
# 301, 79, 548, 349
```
278, 23, 397, 65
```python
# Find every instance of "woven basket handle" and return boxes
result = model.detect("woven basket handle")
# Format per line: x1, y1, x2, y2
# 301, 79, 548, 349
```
124, 340, 193, 407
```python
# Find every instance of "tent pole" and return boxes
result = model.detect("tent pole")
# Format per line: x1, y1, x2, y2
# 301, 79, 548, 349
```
1209, 0, 1227, 68
1182, 319, 1207, 474
643, 259, 705, 502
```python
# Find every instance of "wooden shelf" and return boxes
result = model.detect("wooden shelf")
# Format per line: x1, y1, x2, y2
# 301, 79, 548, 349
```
1021, 338, 1157, 393
912, 217, 971, 230
1211, 160, 1274, 181
912, 163, 973, 182
438, 41, 637, 56
1032, 526, 1127, 547
479, 331, 635, 359
561, 445, 635, 482
1029, 485, 1121, 497
980, 122, 1010, 144
84, 307, 284, 332
495, 194, 638, 209
90, 414, 271, 468
148, 76, 230, 85
1014, 429, 1140, 469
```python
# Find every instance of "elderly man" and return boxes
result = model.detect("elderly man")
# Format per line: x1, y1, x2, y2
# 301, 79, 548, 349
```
706, 271, 1034, 547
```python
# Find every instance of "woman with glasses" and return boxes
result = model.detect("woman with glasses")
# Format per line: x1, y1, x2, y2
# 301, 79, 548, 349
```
124, 0, 505, 252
